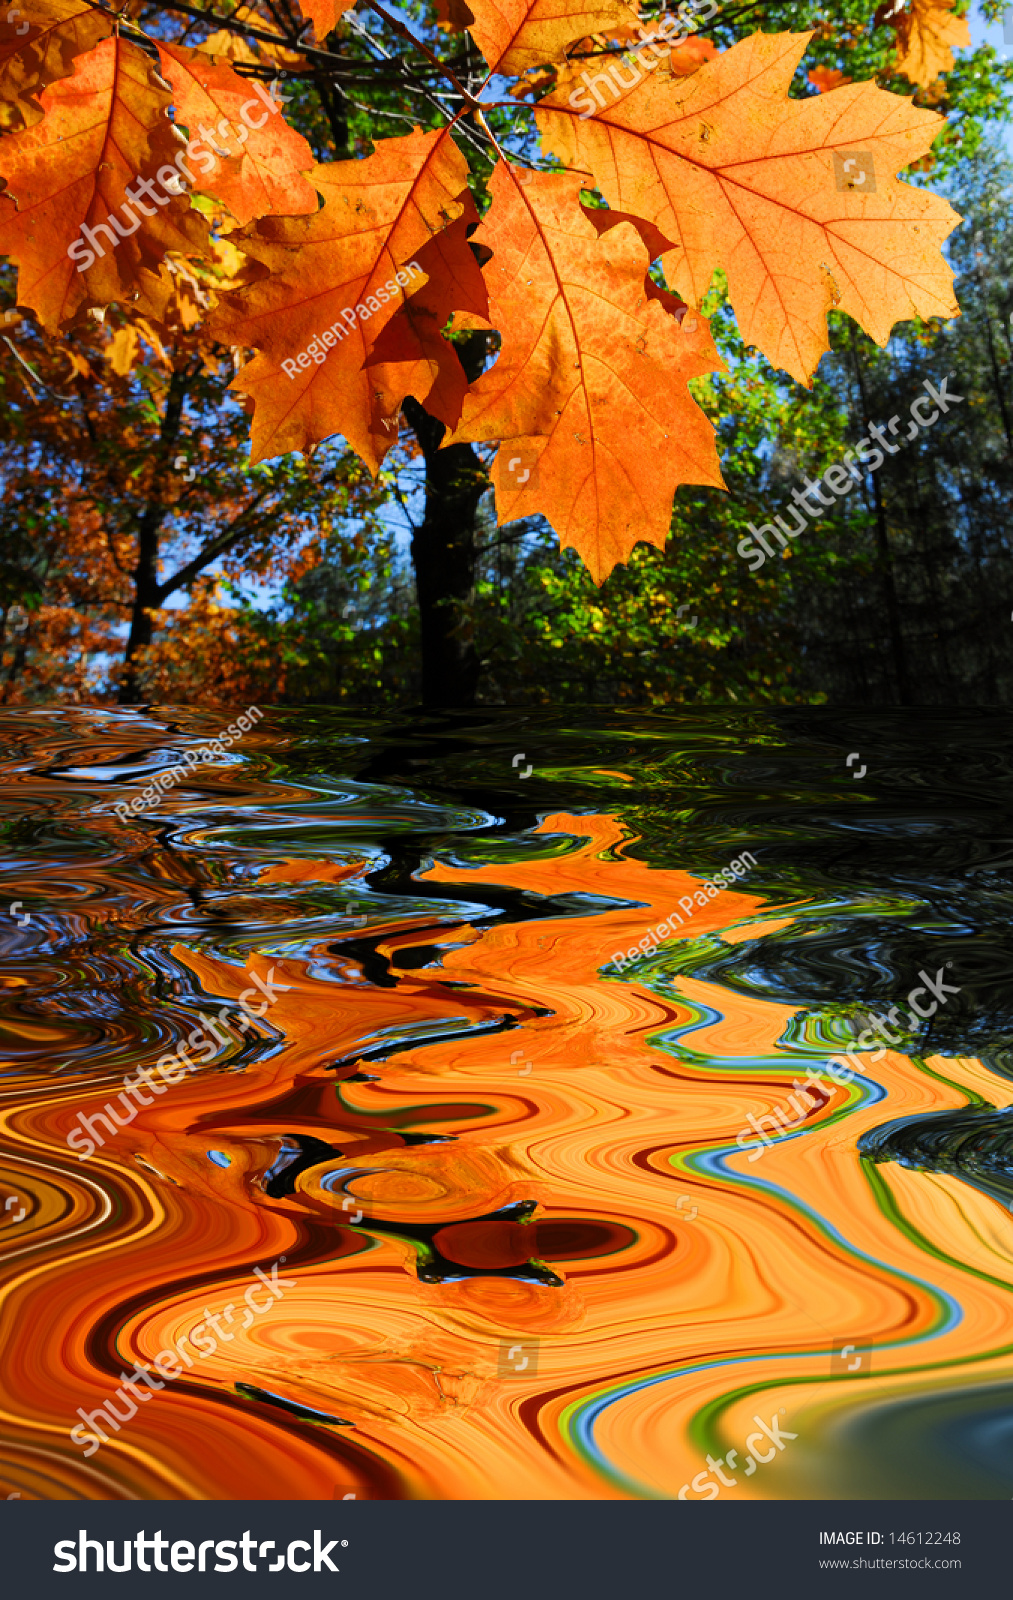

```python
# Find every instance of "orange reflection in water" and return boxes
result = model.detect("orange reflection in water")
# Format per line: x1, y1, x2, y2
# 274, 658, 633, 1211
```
2, 813, 1012, 1501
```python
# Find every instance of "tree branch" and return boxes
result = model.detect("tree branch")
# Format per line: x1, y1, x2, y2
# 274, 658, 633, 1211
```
156, 486, 279, 600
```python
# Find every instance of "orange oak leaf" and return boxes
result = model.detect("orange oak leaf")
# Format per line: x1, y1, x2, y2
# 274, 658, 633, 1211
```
0, 36, 210, 333
509, 65, 556, 97
667, 34, 717, 74
892, 0, 970, 87
807, 64, 850, 92
155, 42, 317, 227
465, 0, 639, 76
366, 211, 490, 429
537, 30, 961, 385
206, 127, 472, 471
434, 0, 476, 29
583, 206, 694, 329
294, 0, 355, 44
0, 0, 109, 128
446, 162, 726, 583
565, 30, 716, 105
583, 202, 677, 261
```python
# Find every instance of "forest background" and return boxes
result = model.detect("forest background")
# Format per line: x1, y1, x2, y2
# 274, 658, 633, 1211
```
1, 0, 1011, 710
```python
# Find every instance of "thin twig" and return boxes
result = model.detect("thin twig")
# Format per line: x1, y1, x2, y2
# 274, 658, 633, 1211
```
363, 0, 479, 107
2, 337, 77, 403
126, 0, 350, 71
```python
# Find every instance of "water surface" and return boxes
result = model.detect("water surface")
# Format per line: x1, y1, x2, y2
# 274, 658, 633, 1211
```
1, 706, 1010, 1500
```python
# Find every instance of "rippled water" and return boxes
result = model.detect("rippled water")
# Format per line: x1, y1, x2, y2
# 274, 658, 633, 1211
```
2, 706, 1012, 1500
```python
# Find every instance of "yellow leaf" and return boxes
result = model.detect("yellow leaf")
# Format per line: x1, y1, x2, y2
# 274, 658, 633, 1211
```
893, 0, 970, 88
537, 30, 960, 384
105, 323, 138, 375
466, 0, 640, 76
197, 30, 259, 65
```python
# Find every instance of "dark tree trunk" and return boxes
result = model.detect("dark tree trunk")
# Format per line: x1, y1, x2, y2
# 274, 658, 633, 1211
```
117, 369, 190, 706
0, 606, 28, 706
118, 518, 161, 706
403, 332, 490, 708
848, 327, 913, 705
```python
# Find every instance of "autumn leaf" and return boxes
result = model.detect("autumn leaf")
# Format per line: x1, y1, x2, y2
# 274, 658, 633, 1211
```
446, 162, 726, 582
104, 323, 138, 376
807, 65, 851, 92
667, 34, 717, 75
105, 316, 167, 376
890, 0, 970, 88
295, 0, 355, 44
185, 229, 256, 295
155, 42, 317, 227
197, 30, 259, 65
59, 341, 88, 379
567, 30, 716, 101
434, 0, 476, 30
140, 254, 221, 336
509, 65, 556, 97
537, 30, 961, 385
220, 3, 306, 67
366, 209, 490, 429
0, 0, 109, 130
465, 0, 639, 76
206, 127, 473, 470
0, 36, 210, 333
